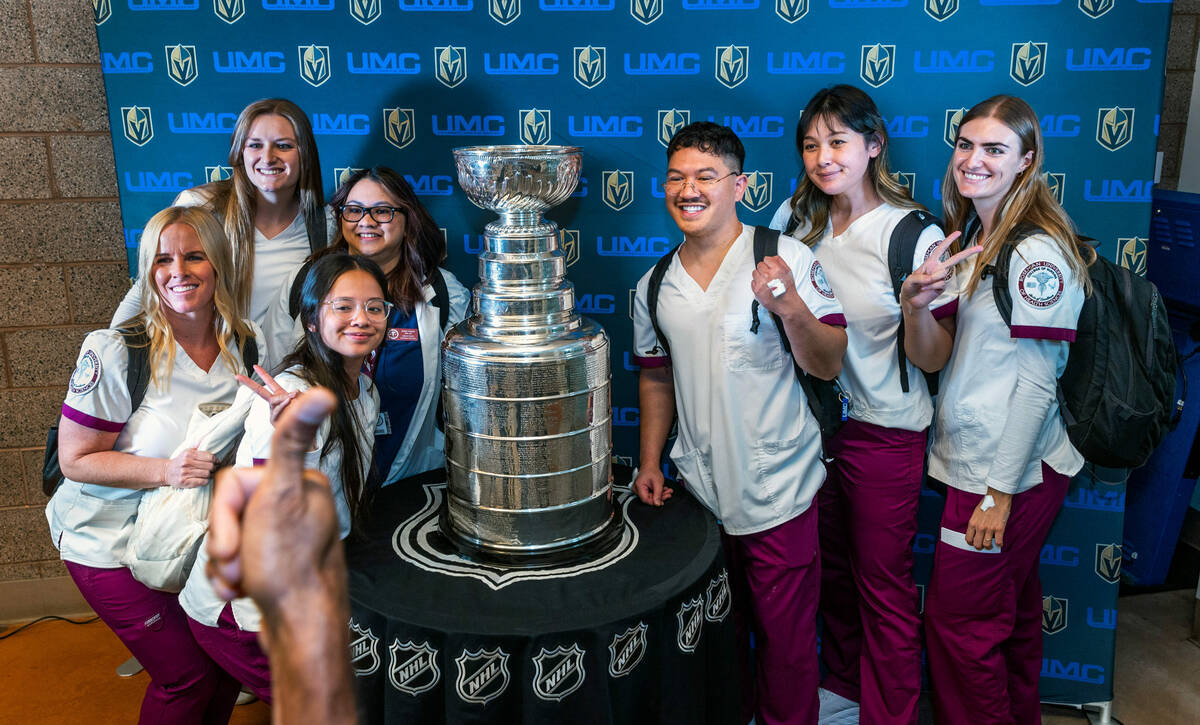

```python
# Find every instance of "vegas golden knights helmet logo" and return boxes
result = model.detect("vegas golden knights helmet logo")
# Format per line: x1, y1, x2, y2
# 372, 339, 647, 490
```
335, 167, 365, 188
630, 0, 662, 24
859, 44, 894, 88
561, 229, 580, 267
205, 166, 233, 183
520, 109, 551, 145
602, 170, 634, 211
574, 46, 606, 89
1043, 172, 1065, 204
436, 46, 468, 88
121, 106, 153, 147
350, 0, 381, 25
490, 0, 520, 25
890, 172, 916, 193
93, 0, 112, 25
715, 45, 749, 89
944, 107, 967, 148
299, 45, 331, 87
1009, 42, 1046, 87
658, 109, 689, 148
740, 171, 772, 213
1078, 0, 1114, 19
1041, 596, 1068, 635
924, 0, 956, 21
213, 0, 245, 24
1096, 107, 1134, 152
775, 0, 808, 23
165, 45, 198, 87
383, 108, 416, 150
1119, 238, 1148, 276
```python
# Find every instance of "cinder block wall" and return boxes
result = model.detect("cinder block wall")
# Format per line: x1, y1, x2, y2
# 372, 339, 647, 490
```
1160, 2, 1200, 190
0, 1, 128, 619
1, 4, 1199, 618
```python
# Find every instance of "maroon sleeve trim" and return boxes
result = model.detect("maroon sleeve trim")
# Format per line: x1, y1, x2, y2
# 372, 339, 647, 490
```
819, 313, 847, 328
633, 354, 670, 369
61, 404, 125, 433
1010, 325, 1076, 342
931, 298, 959, 320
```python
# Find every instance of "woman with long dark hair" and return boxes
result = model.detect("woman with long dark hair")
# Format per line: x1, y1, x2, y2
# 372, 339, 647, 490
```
263, 166, 469, 488
768, 84, 979, 724
180, 253, 386, 702
924, 95, 1092, 724
113, 98, 331, 333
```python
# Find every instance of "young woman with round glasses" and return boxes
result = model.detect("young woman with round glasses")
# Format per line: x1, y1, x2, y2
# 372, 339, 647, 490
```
180, 253, 386, 703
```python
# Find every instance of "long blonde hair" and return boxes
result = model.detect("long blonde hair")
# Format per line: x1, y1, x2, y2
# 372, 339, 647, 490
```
132, 207, 253, 387
200, 98, 326, 316
942, 95, 1093, 297
786, 84, 921, 247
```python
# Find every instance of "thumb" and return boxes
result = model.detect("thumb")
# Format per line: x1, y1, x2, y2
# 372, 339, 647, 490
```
265, 387, 336, 490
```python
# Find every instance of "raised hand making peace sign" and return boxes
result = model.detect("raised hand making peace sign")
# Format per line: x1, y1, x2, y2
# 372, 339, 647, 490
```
899, 232, 983, 313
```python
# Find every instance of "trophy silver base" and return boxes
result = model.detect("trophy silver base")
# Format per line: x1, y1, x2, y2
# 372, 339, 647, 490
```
437, 495, 624, 568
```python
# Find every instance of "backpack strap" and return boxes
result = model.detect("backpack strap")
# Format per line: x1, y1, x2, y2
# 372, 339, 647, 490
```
288, 258, 317, 320
117, 325, 152, 412
646, 243, 683, 359
236, 331, 259, 374
749, 226, 779, 335
887, 209, 942, 393
429, 267, 450, 331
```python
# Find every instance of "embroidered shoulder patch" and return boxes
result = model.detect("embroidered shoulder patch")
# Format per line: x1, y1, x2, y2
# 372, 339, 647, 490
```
810, 261, 835, 299
68, 350, 102, 395
1017, 261, 1064, 308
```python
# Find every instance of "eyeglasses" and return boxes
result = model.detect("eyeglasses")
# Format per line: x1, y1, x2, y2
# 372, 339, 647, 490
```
339, 205, 403, 223
321, 297, 394, 321
662, 171, 741, 196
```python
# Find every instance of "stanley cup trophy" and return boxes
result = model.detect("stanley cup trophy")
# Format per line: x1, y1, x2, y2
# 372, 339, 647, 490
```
440, 145, 622, 565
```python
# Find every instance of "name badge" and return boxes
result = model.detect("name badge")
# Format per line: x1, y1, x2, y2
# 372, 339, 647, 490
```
376, 411, 392, 436
387, 328, 419, 342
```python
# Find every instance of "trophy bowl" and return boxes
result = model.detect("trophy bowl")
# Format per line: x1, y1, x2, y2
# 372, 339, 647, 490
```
453, 145, 581, 215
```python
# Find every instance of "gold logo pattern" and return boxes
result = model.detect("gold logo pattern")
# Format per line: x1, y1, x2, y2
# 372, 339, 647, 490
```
121, 106, 154, 147
859, 44, 895, 88
436, 46, 468, 88
350, 0, 381, 25
520, 108, 551, 145
383, 108, 416, 150
165, 44, 198, 87
1096, 107, 1134, 152
715, 45, 749, 89
602, 170, 634, 211
574, 46, 606, 89
213, 0, 245, 24
299, 45, 331, 87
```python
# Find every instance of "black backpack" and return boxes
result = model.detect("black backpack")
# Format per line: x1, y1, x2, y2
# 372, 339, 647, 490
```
42, 326, 260, 496
645, 226, 849, 438
984, 227, 1181, 469
786, 208, 943, 394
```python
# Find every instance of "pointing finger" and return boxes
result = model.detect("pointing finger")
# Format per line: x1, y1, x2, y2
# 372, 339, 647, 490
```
265, 387, 337, 493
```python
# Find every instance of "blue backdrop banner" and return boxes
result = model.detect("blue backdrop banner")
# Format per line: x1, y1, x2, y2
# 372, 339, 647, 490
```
93, 0, 1168, 708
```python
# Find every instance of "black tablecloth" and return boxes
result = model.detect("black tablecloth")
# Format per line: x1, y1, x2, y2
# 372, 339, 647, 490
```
344, 473, 738, 724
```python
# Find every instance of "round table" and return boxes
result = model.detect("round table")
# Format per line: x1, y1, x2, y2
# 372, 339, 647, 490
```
344, 469, 738, 724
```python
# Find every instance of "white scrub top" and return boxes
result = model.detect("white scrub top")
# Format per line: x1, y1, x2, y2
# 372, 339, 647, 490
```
632, 225, 846, 535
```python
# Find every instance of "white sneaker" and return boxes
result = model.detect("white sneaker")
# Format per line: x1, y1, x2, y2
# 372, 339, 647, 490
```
818, 687, 860, 724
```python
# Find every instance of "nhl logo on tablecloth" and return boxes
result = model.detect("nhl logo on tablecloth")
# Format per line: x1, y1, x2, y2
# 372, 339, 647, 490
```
608, 623, 648, 678
676, 596, 704, 653
705, 571, 730, 622
455, 648, 510, 705
532, 644, 586, 701
388, 640, 440, 696
348, 620, 380, 676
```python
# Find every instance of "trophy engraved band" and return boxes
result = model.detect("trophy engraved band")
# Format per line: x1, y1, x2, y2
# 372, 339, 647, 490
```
441, 145, 621, 564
